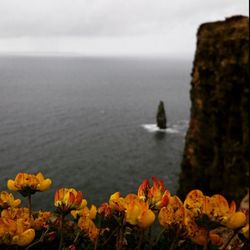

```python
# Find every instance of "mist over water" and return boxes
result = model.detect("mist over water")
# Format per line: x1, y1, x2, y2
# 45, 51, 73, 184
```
0, 56, 191, 209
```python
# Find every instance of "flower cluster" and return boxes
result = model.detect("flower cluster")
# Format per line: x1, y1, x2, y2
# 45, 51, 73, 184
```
0, 173, 249, 250
72, 204, 99, 241
138, 176, 170, 210
183, 190, 247, 246
108, 192, 156, 229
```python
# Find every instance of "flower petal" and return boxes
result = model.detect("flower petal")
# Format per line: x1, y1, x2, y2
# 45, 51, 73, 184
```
12, 228, 35, 246
138, 209, 155, 229
225, 211, 247, 229
7, 180, 18, 192
38, 179, 52, 191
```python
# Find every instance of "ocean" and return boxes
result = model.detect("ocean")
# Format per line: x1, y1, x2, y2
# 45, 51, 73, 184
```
0, 55, 191, 209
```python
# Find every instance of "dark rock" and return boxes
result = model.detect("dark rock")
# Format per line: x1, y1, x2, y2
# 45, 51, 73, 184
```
178, 16, 249, 204
156, 101, 167, 129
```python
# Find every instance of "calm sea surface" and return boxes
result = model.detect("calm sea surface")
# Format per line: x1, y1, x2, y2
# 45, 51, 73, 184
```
0, 55, 191, 209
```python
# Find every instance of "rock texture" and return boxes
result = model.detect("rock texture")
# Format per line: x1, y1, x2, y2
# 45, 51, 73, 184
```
178, 16, 249, 203
156, 101, 167, 129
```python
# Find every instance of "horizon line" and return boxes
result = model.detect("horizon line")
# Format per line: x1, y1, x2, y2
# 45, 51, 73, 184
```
0, 51, 194, 60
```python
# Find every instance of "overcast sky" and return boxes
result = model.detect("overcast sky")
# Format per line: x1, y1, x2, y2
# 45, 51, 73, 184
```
0, 0, 248, 57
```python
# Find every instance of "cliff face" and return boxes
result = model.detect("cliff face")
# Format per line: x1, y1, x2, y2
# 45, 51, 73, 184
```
178, 16, 249, 203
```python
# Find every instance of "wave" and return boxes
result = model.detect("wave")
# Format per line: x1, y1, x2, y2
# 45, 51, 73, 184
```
141, 120, 189, 135
141, 124, 179, 133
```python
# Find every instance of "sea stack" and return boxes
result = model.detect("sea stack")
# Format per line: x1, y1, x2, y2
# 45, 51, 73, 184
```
156, 101, 167, 129
178, 16, 249, 203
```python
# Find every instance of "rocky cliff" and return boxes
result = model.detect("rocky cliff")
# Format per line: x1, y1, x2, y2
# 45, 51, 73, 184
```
178, 16, 249, 203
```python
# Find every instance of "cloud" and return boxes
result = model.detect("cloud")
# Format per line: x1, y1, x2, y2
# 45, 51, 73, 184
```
0, 0, 248, 55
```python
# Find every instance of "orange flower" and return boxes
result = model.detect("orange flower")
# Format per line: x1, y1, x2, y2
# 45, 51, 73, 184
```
54, 188, 84, 214
0, 191, 21, 209
137, 179, 150, 201
98, 203, 113, 218
138, 177, 170, 210
7, 172, 52, 196
158, 196, 185, 228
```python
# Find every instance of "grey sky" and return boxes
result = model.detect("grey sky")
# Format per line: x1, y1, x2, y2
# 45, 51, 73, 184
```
0, 0, 248, 57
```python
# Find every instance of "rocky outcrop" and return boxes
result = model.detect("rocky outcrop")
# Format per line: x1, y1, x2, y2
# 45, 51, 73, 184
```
178, 16, 249, 203
156, 101, 167, 129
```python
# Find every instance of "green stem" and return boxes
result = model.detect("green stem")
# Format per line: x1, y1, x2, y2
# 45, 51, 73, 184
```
170, 229, 179, 250
154, 228, 166, 245
94, 230, 101, 250
28, 194, 32, 218
147, 227, 153, 250
221, 228, 241, 250
59, 215, 65, 250
116, 216, 126, 250
73, 230, 81, 244
25, 228, 49, 250
203, 231, 209, 250
117, 227, 124, 250
137, 230, 144, 250
103, 227, 119, 247
25, 239, 40, 250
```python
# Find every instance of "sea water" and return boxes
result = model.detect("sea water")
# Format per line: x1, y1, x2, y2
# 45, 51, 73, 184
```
0, 55, 191, 209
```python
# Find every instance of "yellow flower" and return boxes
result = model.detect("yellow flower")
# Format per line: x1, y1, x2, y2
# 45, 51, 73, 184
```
1, 207, 31, 223
12, 228, 35, 247
202, 194, 246, 229
35, 172, 52, 191
109, 192, 126, 212
54, 188, 84, 214
125, 194, 155, 229
241, 223, 249, 239
184, 190, 245, 246
159, 196, 185, 228
0, 191, 21, 209
7, 172, 52, 196
71, 204, 96, 221
89, 205, 97, 220
137, 209, 155, 229
72, 203, 99, 242
125, 195, 142, 226
0, 217, 35, 246
0, 207, 50, 244
32, 211, 52, 230
108, 192, 155, 229
78, 216, 99, 241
